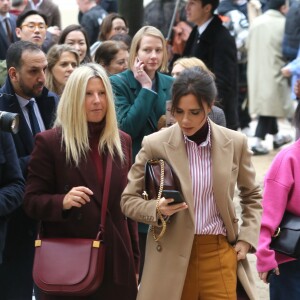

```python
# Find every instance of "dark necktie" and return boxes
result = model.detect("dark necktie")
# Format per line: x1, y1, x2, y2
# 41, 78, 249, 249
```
4, 18, 12, 43
26, 100, 41, 136
190, 31, 201, 56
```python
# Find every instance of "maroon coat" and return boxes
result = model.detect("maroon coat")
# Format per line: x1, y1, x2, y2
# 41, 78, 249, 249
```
24, 128, 139, 300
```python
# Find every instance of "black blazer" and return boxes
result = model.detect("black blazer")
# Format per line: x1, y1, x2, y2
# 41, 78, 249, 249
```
183, 15, 239, 130
0, 14, 18, 60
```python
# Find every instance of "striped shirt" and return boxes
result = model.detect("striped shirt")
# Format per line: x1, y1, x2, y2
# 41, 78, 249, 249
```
184, 124, 226, 235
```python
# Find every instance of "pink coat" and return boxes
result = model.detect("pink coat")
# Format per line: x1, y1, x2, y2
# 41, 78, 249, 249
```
256, 140, 300, 272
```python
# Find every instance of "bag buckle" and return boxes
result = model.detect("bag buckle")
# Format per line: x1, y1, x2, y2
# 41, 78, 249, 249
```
273, 227, 281, 238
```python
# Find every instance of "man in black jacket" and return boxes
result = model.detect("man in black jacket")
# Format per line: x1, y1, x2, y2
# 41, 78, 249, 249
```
182, 0, 239, 130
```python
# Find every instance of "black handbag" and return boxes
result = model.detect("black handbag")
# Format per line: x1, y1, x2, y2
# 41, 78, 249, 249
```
270, 212, 300, 258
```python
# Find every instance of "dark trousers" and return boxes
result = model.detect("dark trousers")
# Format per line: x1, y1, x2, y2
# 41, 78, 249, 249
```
269, 259, 300, 300
254, 116, 278, 140
238, 63, 251, 129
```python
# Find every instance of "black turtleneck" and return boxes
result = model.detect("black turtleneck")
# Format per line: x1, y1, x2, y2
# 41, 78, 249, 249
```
186, 120, 209, 145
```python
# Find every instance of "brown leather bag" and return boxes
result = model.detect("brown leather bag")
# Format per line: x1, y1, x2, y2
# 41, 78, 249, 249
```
32, 156, 112, 296
143, 159, 179, 243
144, 159, 177, 201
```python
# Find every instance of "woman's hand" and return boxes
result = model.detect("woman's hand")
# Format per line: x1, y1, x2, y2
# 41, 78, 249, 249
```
158, 197, 188, 216
234, 240, 251, 261
133, 57, 152, 89
259, 267, 280, 284
63, 186, 93, 210
281, 66, 292, 77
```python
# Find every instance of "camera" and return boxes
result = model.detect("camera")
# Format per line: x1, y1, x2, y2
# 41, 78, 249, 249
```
0, 111, 19, 134
0, 93, 20, 134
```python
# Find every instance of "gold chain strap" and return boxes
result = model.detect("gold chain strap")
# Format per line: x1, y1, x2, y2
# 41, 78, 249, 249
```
150, 159, 167, 242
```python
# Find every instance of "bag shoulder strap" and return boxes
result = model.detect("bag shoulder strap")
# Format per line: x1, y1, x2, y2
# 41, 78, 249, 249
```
100, 154, 112, 230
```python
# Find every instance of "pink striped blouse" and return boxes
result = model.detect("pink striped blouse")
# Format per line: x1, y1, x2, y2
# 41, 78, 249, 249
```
184, 125, 226, 235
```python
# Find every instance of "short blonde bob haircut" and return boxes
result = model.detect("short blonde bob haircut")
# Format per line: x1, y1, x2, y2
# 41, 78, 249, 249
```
173, 57, 215, 78
54, 63, 123, 166
128, 26, 168, 73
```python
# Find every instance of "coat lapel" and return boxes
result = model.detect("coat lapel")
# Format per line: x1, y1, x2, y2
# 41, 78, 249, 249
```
210, 122, 235, 232
162, 124, 195, 226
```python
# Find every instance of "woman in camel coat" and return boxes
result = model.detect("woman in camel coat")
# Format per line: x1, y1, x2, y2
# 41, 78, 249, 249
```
121, 67, 262, 300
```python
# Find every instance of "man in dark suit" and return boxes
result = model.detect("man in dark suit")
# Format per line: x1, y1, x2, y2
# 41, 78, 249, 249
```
0, 40, 58, 299
0, 0, 18, 59
181, 0, 239, 130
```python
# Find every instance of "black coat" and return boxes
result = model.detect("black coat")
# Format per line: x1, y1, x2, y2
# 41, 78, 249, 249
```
183, 15, 239, 130
0, 132, 24, 264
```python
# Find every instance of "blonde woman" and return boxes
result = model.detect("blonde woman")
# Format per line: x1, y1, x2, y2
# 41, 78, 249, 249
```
24, 63, 139, 299
171, 57, 227, 127
45, 44, 80, 96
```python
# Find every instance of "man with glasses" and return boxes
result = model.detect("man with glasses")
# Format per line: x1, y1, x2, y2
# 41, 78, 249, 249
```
0, 10, 49, 87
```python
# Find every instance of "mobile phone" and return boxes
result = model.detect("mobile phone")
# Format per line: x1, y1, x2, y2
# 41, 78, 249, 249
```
162, 190, 184, 205
266, 269, 276, 283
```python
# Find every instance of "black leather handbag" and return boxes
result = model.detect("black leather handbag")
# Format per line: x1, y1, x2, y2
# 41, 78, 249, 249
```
270, 212, 300, 258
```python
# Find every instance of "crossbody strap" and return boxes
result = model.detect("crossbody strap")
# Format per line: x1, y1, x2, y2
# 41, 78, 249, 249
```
100, 154, 112, 231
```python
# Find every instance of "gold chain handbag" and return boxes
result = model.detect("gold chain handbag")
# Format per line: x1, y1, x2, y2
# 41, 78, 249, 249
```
143, 159, 178, 243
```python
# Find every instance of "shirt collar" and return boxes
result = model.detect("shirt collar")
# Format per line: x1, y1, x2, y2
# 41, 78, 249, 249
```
29, 0, 43, 9
198, 17, 213, 36
16, 94, 36, 109
184, 120, 212, 148
0, 13, 10, 22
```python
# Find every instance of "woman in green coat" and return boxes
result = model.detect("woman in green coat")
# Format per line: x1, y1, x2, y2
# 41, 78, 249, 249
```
110, 25, 174, 282
110, 26, 174, 159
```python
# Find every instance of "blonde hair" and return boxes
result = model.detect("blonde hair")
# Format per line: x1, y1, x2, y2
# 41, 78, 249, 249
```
128, 26, 168, 73
54, 63, 124, 166
173, 57, 215, 78
45, 44, 80, 95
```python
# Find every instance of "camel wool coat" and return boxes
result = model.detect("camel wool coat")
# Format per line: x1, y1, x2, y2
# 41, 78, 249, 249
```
121, 121, 262, 300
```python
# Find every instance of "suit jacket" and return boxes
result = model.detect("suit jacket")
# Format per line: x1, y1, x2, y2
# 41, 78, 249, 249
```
0, 132, 24, 264
183, 15, 239, 130
24, 128, 139, 299
121, 121, 262, 300
0, 77, 59, 175
24, 0, 61, 27
0, 14, 18, 60
0, 77, 58, 299
110, 69, 174, 159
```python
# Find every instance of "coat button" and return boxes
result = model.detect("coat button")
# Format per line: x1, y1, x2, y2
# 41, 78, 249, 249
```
64, 185, 70, 192
156, 244, 162, 252
77, 213, 83, 221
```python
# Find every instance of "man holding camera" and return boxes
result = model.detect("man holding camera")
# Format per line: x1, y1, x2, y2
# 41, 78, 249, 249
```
0, 40, 58, 299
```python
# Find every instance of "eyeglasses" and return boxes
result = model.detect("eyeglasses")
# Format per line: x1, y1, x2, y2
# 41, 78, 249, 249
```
112, 26, 128, 33
20, 22, 47, 31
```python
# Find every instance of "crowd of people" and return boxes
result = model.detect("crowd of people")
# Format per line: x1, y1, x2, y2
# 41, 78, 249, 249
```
0, 0, 299, 300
